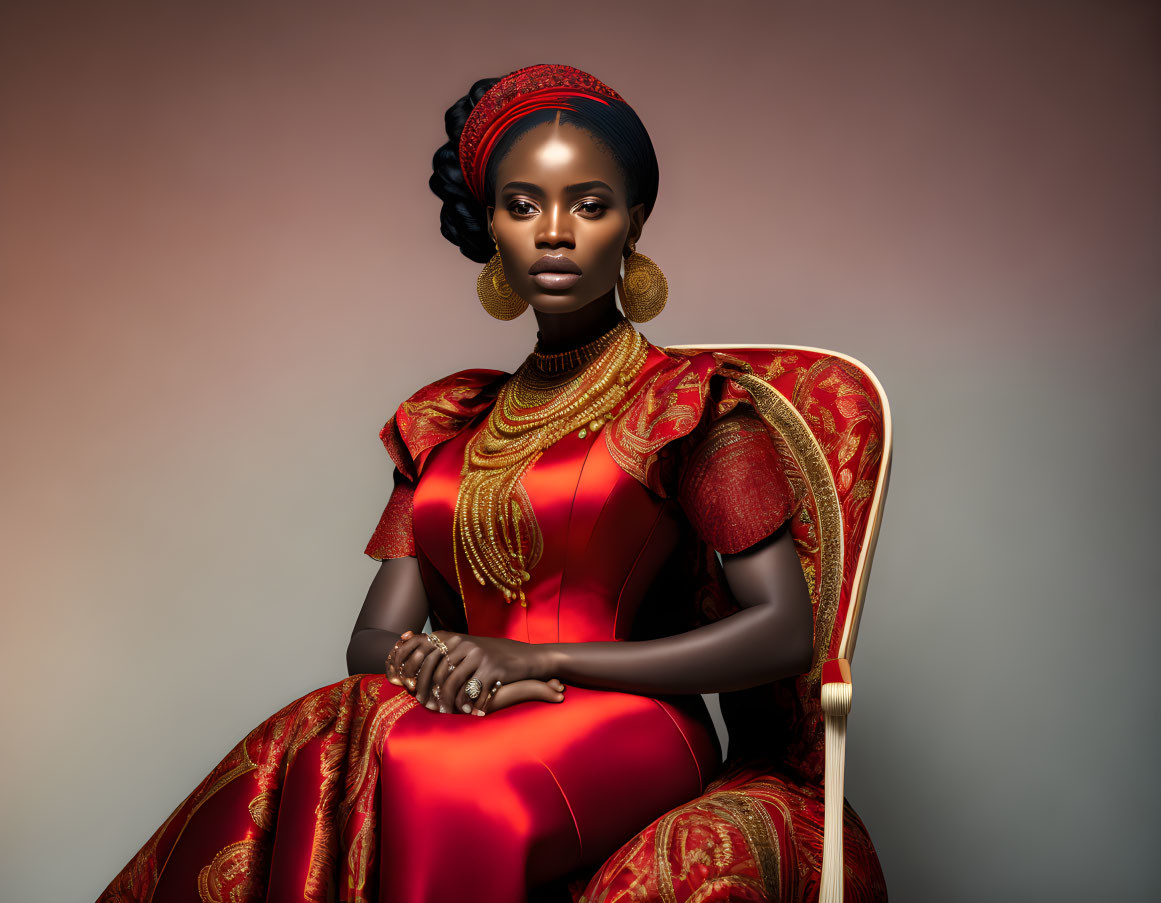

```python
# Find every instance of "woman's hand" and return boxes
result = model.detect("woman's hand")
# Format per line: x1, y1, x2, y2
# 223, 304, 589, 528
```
474, 677, 567, 714
386, 630, 562, 715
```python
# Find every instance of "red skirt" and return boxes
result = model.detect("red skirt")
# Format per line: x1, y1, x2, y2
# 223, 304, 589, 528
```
97, 674, 721, 903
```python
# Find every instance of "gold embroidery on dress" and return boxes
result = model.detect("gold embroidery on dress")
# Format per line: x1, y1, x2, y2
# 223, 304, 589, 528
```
247, 790, 276, 832
197, 839, 267, 903
603, 364, 706, 485
646, 786, 783, 903
339, 690, 417, 899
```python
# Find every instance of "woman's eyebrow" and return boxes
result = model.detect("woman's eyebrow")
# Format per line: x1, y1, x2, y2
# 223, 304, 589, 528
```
501, 180, 614, 195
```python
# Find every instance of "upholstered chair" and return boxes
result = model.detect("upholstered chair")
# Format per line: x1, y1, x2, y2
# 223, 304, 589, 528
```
570, 345, 892, 903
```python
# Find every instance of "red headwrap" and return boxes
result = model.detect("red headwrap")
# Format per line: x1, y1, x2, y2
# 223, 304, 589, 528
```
458, 63, 625, 205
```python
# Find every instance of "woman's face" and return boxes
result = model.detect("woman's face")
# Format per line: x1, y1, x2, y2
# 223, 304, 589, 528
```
487, 115, 645, 315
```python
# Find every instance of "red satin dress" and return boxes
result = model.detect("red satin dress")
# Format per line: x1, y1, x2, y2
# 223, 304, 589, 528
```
97, 337, 799, 903
376, 397, 722, 900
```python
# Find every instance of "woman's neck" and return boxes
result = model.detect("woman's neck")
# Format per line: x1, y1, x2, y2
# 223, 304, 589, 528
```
531, 292, 624, 354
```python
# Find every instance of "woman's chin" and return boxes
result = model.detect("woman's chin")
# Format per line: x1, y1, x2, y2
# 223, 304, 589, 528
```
527, 293, 594, 315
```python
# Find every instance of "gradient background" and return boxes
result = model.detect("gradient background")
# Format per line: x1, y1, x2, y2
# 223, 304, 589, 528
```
2, 1, 1158, 900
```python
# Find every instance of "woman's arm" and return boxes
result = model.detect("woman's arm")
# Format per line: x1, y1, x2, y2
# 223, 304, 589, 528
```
537, 523, 814, 695
345, 557, 430, 676
388, 522, 813, 710
356, 560, 571, 712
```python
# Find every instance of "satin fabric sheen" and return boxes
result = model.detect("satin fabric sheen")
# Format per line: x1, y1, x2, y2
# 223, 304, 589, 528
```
377, 357, 723, 900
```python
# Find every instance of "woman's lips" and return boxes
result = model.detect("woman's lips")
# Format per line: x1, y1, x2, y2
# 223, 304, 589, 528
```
532, 272, 581, 290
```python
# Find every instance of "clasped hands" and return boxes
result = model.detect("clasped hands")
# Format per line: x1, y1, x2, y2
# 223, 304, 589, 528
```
386, 630, 566, 716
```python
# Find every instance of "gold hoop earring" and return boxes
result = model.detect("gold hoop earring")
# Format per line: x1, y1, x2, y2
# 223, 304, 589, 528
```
617, 246, 667, 323
477, 242, 528, 321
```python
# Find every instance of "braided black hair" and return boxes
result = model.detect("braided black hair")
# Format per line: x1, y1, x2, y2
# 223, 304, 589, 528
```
429, 75, 659, 265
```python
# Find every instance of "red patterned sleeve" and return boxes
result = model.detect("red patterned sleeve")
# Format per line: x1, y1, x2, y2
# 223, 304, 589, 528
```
364, 467, 416, 560
360, 368, 510, 562
675, 406, 800, 555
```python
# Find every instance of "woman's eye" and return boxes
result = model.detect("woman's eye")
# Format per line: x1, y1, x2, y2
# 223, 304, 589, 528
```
508, 199, 604, 216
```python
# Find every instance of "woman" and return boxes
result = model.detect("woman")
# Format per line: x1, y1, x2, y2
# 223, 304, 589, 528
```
98, 62, 814, 903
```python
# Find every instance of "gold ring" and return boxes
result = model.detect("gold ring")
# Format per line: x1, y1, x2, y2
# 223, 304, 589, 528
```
479, 680, 503, 712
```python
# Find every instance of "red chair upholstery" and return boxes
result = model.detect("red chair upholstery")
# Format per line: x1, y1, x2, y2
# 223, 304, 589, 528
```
570, 344, 892, 903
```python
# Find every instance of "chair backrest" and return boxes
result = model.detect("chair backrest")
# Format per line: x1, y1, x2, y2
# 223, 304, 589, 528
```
665, 344, 892, 777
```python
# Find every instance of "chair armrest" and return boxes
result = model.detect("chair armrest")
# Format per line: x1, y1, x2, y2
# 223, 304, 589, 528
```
821, 657, 852, 715
819, 658, 852, 903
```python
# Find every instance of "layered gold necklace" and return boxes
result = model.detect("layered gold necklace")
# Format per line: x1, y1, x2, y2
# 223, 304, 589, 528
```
453, 316, 649, 607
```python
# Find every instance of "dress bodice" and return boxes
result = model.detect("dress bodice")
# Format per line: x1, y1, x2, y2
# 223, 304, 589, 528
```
365, 333, 805, 660
412, 346, 686, 644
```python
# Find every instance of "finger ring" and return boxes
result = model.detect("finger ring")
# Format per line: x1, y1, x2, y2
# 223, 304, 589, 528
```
480, 680, 502, 712
425, 633, 450, 656
464, 678, 483, 700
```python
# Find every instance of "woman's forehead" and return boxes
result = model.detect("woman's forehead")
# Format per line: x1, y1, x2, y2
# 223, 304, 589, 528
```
496, 122, 623, 189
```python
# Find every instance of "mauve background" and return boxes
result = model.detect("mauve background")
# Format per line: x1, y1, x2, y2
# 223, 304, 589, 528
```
2, 1, 1158, 900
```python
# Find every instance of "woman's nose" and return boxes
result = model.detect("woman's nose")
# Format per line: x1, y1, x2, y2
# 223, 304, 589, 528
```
536, 203, 574, 248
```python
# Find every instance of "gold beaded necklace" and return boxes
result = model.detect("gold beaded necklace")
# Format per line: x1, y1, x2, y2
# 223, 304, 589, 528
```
452, 317, 649, 608
529, 320, 623, 374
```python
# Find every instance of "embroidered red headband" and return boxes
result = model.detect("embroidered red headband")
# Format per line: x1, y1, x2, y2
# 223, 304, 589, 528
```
458, 63, 625, 205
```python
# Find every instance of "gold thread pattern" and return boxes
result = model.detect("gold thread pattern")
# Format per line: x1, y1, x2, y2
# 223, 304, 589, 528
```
732, 370, 844, 683
578, 759, 886, 901
99, 677, 423, 903
197, 839, 267, 903
603, 364, 708, 491
338, 690, 417, 899
675, 410, 803, 555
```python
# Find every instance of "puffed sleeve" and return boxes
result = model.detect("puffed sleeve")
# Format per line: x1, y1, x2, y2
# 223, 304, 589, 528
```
675, 406, 801, 555
363, 466, 416, 560
360, 367, 511, 562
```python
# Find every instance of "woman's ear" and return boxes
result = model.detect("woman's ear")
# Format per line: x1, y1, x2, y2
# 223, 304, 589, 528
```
626, 203, 645, 249
486, 206, 496, 245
